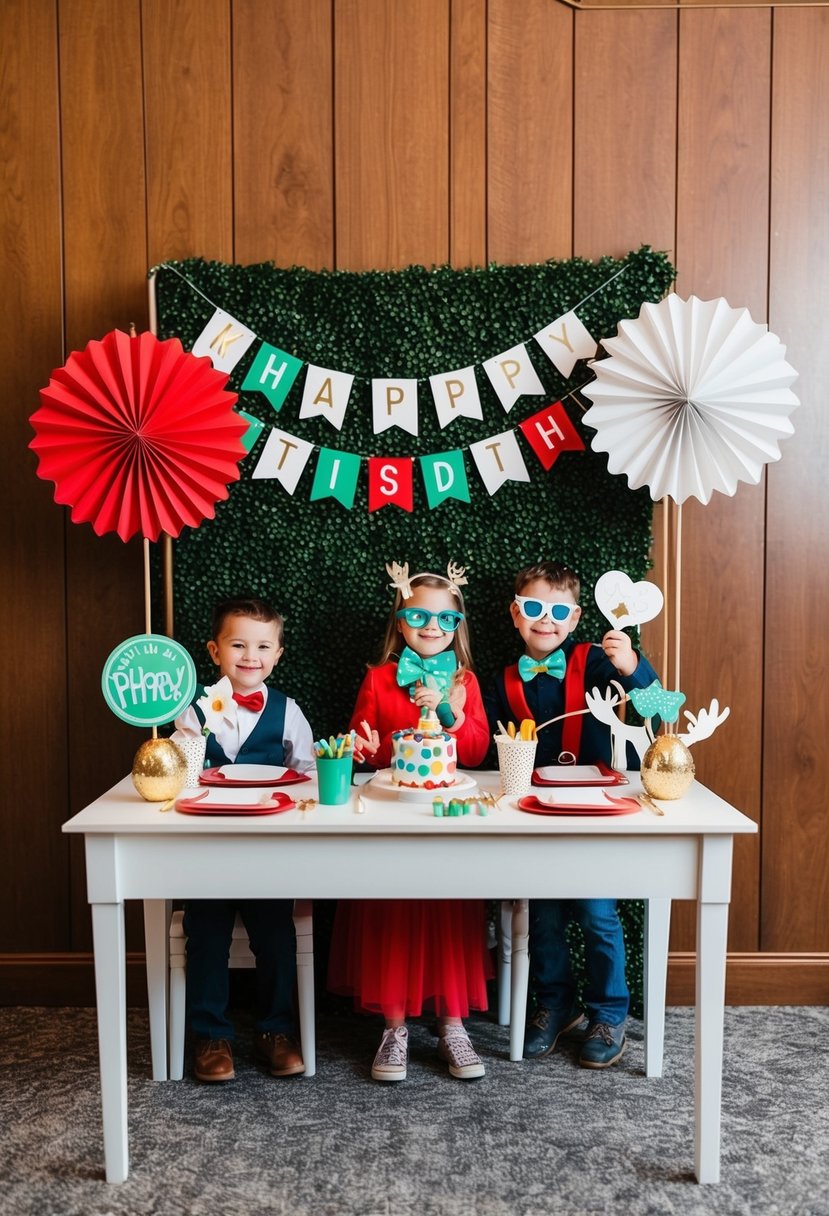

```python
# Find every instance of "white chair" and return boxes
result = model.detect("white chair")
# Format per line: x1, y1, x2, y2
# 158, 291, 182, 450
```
498, 897, 671, 1077
168, 900, 316, 1080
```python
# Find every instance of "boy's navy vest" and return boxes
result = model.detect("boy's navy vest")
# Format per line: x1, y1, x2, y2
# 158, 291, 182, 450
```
193, 686, 287, 767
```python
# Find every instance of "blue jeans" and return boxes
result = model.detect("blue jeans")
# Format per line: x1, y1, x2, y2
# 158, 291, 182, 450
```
183, 899, 297, 1040
529, 899, 629, 1025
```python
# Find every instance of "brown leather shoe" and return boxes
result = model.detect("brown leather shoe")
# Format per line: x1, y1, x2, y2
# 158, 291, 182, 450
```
255, 1032, 305, 1077
194, 1038, 235, 1082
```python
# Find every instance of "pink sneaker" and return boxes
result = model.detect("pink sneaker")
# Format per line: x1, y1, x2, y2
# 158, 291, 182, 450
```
371, 1025, 408, 1082
437, 1029, 485, 1079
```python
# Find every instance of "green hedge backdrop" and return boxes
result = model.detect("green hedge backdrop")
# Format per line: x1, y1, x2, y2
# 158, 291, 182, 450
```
154, 246, 676, 1016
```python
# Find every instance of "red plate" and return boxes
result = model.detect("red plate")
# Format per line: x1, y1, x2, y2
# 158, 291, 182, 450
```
199, 767, 311, 788
532, 760, 628, 787
517, 794, 640, 816
176, 792, 297, 815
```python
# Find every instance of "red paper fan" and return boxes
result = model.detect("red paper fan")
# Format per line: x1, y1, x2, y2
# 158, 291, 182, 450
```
29, 328, 247, 542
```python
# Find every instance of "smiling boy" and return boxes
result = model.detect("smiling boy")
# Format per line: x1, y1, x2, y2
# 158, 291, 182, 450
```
486, 562, 658, 1069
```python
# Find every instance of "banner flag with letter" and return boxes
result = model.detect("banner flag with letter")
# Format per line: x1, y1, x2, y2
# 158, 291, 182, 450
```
367, 456, 414, 513
192, 308, 257, 374
237, 409, 266, 453
241, 342, 303, 412
429, 365, 483, 430
419, 449, 471, 509
533, 310, 597, 378
251, 427, 314, 494
310, 447, 361, 509
371, 378, 419, 436
482, 344, 546, 413
299, 365, 354, 431
469, 429, 530, 496
518, 401, 585, 470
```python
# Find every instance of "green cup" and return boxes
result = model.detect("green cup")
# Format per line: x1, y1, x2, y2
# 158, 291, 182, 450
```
315, 754, 353, 805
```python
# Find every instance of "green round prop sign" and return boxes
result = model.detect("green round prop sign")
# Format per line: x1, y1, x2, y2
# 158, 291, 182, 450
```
101, 634, 197, 727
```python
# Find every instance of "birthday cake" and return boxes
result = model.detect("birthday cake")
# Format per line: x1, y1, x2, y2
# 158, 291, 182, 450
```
391, 713, 457, 789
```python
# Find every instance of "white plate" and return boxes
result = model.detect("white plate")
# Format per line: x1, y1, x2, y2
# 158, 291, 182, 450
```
370, 768, 478, 802
215, 764, 288, 782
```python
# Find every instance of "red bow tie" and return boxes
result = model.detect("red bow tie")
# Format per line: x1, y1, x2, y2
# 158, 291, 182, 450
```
233, 690, 265, 713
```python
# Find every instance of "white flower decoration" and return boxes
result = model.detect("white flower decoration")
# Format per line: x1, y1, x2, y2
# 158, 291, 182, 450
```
196, 675, 238, 736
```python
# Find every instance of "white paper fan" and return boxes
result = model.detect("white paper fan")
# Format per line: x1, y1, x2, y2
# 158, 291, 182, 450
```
581, 295, 799, 505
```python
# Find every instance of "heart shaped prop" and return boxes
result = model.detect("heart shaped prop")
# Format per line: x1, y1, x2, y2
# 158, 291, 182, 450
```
594, 570, 663, 629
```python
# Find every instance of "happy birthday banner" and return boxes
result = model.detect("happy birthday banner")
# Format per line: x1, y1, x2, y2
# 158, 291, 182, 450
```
156, 261, 632, 512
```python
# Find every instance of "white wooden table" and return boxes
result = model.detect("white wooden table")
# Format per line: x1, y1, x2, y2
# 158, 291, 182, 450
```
64, 771, 756, 1184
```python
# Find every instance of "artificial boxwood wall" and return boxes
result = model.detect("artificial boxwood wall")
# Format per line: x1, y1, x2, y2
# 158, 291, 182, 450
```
154, 246, 675, 1014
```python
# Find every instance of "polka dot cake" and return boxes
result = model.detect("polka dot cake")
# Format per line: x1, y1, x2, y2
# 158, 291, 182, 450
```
391, 716, 458, 789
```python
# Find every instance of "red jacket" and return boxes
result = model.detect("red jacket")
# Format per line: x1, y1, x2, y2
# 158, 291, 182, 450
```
350, 661, 489, 770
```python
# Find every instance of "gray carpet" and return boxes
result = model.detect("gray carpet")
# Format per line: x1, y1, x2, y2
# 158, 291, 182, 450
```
1, 1006, 827, 1216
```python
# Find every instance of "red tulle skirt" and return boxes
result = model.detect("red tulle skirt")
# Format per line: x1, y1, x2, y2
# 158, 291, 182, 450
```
328, 899, 492, 1019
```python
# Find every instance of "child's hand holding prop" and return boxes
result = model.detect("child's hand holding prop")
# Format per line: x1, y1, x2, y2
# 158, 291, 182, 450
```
353, 719, 380, 761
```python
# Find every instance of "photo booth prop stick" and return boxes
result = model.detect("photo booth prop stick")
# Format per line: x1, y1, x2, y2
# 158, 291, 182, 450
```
581, 294, 799, 694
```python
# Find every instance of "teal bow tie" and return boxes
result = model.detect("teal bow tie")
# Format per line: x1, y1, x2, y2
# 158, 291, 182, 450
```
518, 651, 566, 682
396, 646, 457, 694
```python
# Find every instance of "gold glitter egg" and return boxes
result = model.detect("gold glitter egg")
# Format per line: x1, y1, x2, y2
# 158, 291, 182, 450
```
131, 738, 187, 802
641, 734, 695, 801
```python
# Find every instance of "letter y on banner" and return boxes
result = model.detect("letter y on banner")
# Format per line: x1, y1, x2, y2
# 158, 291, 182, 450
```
519, 402, 585, 470
534, 310, 597, 378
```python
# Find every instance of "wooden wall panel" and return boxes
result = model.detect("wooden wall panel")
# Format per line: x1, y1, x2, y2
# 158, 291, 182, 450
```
450, 0, 487, 268
0, 0, 68, 951
670, 9, 772, 953
487, 0, 573, 263
143, 0, 233, 267
2, 1, 828, 1001
573, 10, 677, 261
234, 0, 334, 269
59, 0, 148, 949
334, 0, 449, 271
764, 7, 829, 952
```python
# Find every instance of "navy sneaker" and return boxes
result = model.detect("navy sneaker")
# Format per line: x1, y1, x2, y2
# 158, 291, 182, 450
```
579, 1021, 627, 1069
523, 1006, 584, 1059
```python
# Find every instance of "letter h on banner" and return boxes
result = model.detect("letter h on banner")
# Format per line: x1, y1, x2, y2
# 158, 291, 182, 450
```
519, 401, 585, 470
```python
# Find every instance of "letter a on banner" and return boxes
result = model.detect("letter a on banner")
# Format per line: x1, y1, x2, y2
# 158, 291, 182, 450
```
533, 310, 597, 378
482, 344, 545, 413
251, 427, 314, 494
299, 365, 355, 431
519, 401, 585, 470
310, 447, 361, 509
468, 430, 530, 496
367, 456, 414, 513
241, 343, 303, 412
419, 450, 470, 509
192, 309, 257, 374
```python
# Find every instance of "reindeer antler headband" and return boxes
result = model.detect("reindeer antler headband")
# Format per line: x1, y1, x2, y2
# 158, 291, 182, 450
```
385, 560, 469, 600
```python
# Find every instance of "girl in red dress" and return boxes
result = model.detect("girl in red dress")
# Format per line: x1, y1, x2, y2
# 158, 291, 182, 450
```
329, 562, 491, 1082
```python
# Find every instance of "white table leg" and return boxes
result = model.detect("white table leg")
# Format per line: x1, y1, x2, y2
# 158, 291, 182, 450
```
644, 897, 671, 1078
91, 902, 129, 1184
143, 899, 170, 1082
497, 900, 513, 1027
509, 898, 530, 1061
695, 835, 732, 1184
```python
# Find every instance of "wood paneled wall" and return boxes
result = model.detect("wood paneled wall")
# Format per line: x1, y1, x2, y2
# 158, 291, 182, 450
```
3, 0, 828, 1003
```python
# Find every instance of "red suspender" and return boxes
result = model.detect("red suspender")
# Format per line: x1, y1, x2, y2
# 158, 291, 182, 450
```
503, 664, 533, 723
561, 643, 591, 760
504, 643, 592, 762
